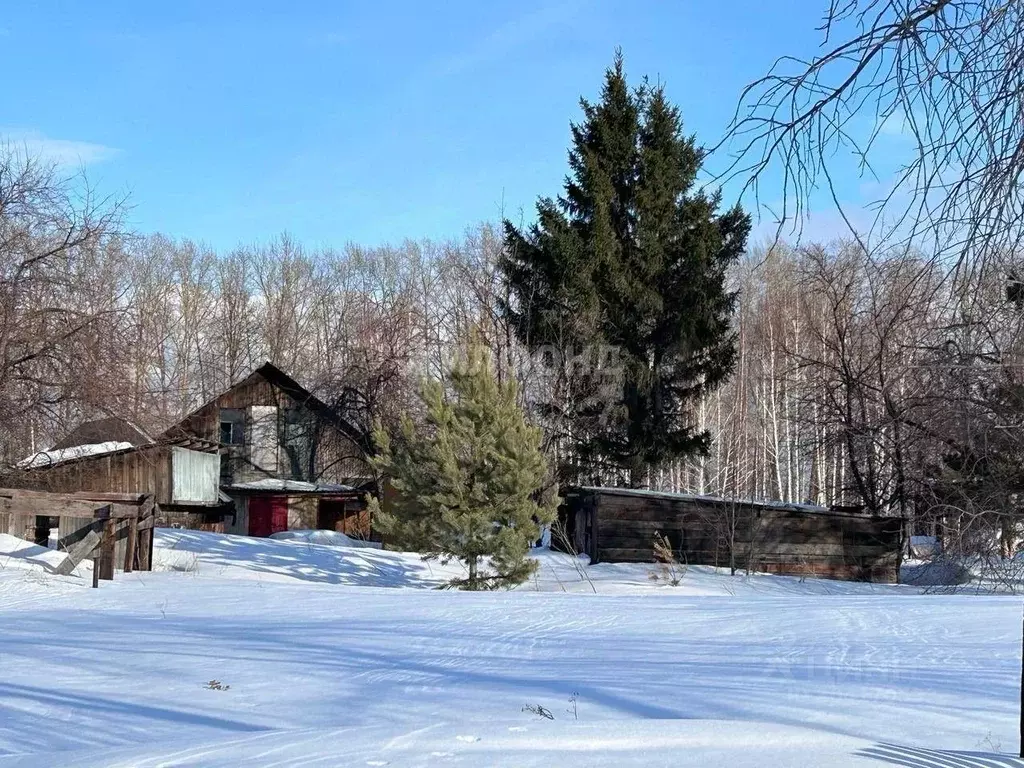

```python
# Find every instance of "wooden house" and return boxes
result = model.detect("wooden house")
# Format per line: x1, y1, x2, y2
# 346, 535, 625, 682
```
160, 362, 375, 538
558, 486, 905, 582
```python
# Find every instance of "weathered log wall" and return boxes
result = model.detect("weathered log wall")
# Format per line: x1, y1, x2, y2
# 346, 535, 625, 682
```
558, 488, 904, 582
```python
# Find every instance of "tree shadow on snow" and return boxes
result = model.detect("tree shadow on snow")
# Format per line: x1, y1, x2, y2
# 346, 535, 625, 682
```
859, 742, 1024, 768
0, 681, 269, 755
154, 530, 450, 588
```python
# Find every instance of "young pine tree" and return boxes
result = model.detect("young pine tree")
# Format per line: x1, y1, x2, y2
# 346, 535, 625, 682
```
368, 346, 556, 590
502, 52, 751, 486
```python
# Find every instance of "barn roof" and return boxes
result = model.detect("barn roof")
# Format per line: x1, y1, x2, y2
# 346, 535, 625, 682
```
52, 417, 152, 450
15, 436, 220, 471
18, 441, 134, 470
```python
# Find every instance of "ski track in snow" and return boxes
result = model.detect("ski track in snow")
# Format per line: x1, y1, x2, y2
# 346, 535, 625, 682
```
0, 529, 1021, 766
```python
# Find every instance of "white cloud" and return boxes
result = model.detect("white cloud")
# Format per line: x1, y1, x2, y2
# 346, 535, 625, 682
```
0, 130, 119, 167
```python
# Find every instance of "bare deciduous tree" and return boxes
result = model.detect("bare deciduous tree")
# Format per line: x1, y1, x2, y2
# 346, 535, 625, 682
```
718, 0, 1024, 263
0, 147, 126, 463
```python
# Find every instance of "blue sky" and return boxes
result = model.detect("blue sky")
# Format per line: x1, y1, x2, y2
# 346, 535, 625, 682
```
3, 1, 860, 250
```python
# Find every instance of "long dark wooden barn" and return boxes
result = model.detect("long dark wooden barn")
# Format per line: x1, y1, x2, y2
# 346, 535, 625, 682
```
557, 486, 904, 582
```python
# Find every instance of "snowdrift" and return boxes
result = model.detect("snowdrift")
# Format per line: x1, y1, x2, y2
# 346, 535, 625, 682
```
0, 533, 76, 574
269, 529, 382, 549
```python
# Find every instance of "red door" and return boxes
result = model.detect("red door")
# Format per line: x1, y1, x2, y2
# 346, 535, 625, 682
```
248, 496, 289, 537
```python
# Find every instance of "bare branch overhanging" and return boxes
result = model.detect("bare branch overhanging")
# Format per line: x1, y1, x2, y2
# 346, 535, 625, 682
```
714, 0, 1024, 267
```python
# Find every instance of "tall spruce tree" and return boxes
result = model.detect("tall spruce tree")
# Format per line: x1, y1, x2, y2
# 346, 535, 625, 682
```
368, 345, 556, 590
502, 52, 750, 486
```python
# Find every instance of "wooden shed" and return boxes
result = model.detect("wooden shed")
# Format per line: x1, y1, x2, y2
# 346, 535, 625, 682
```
557, 487, 905, 582
11, 439, 228, 530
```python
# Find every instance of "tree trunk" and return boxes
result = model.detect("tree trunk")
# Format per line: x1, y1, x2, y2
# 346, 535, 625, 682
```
628, 464, 646, 489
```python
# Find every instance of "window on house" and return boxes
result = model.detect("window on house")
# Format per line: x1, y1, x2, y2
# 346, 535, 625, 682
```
282, 408, 313, 479
219, 409, 245, 445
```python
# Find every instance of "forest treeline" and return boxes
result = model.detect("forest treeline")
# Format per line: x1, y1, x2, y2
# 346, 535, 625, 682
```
5, 145, 1022, 548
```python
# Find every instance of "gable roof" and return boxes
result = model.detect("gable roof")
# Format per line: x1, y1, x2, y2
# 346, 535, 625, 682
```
52, 417, 152, 450
162, 362, 371, 454
18, 441, 135, 469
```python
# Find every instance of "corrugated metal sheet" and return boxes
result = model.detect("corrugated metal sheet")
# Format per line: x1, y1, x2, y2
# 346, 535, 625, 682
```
171, 447, 219, 503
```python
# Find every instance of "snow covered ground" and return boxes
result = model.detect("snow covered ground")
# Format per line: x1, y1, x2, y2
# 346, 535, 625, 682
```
0, 529, 1022, 766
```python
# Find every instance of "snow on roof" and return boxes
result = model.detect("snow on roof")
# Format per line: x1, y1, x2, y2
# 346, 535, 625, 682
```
52, 417, 151, 450
16, 441, 135, 470
575, 485, 831, 514
224, 478, 356, 494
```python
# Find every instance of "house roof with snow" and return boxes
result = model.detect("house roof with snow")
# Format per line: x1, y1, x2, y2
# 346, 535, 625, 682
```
15, 435, 220, 471
571, 486, 865, 516
51, 417, 152, 450
17, 441, 135, 470
223, 478, 361, 495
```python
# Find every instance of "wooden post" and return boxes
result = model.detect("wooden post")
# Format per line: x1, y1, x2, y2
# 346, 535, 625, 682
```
136, 523, 149, 571
92, 553, 99, 588
138, 528, 148, 571
98, 518, 115, 581
146, 503, 158, 571
135, 511, 154, 572
124, 515, 138, 573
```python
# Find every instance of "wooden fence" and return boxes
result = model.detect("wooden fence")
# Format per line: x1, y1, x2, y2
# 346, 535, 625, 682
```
0, 488, 156, 586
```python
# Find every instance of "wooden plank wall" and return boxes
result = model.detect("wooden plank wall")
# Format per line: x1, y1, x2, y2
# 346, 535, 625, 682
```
561, 490, 903, 582
15, 446, 174, 504
176, 377, 283, 442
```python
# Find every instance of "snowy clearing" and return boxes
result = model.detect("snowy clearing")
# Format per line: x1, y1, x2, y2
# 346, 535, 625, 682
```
0, 529, 1022, 766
